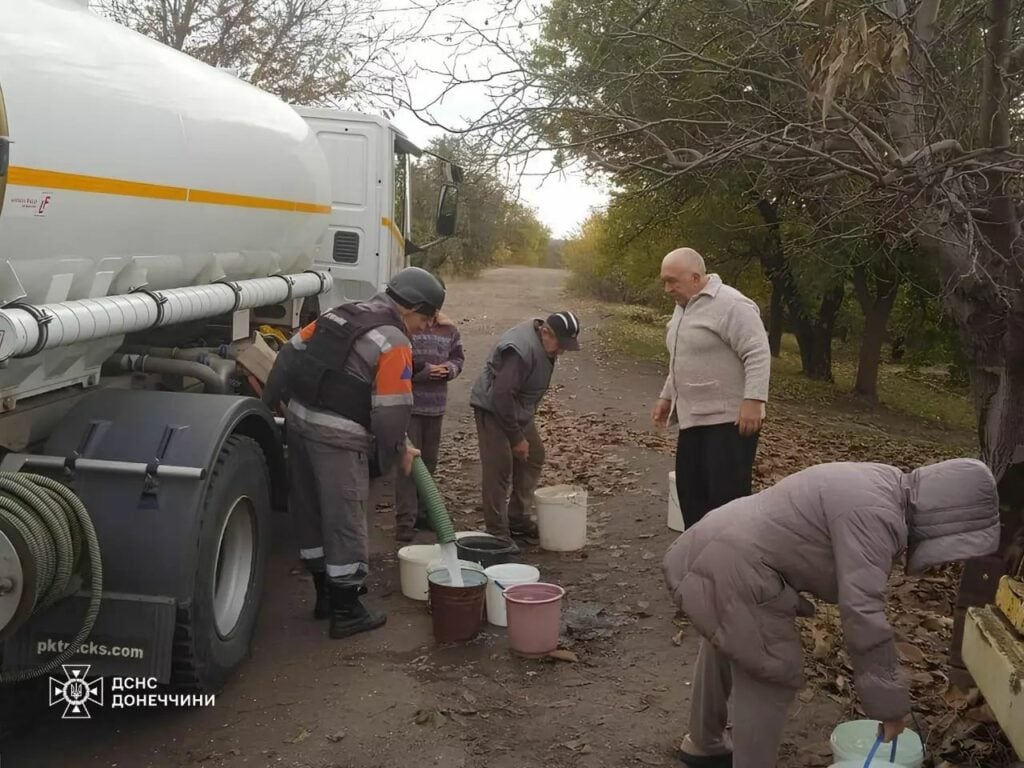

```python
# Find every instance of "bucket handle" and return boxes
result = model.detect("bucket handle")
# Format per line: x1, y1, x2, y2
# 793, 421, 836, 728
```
862, 733, 898, 766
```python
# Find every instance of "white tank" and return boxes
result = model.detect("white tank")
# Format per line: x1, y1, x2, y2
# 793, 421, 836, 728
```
0, 0, 331, 306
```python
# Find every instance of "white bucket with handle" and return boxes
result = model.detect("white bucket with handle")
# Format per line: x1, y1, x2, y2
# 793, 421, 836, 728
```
829, 721, 923, 768
484, 563, 540, 627
535, 485, 587, 551
397, 544, 441, 601
667, 470, 684, 532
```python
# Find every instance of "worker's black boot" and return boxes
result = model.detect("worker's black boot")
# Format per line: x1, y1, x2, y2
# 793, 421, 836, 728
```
509, 517, 539, 539
312, 571, 330, 620
328, 583, 386, 639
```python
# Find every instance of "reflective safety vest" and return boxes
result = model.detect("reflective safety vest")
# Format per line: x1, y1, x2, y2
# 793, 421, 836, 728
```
287, 303, 403, 428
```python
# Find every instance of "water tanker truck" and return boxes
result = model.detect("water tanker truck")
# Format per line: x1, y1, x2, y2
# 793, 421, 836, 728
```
0, 0, 460, 694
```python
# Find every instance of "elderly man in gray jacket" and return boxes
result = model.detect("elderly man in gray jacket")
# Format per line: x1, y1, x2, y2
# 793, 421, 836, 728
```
663, 458, 1001, 768
652, 247, 771, 530
470, 311, 582, 544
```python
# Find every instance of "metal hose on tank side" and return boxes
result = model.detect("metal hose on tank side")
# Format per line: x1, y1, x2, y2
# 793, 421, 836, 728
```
411, 457, 455, 544
0, 473, 102, 682
109, 353, 230, 394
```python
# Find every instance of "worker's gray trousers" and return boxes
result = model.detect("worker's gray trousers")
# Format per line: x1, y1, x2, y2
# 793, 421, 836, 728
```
474, 408, 544, 540
288, 431, 370, 588
689, 639, 798, 768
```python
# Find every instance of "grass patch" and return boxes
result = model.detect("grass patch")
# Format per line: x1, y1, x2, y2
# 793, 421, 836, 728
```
602, 303, 976, 437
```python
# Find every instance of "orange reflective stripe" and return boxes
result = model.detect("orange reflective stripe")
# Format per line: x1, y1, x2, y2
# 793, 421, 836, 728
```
7, 166, 331, 214
299, 321, 317, 342
375, 346, 413, 396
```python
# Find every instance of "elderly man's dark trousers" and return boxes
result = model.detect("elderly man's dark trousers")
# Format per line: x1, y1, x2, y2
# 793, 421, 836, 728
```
675, 423, 759, 529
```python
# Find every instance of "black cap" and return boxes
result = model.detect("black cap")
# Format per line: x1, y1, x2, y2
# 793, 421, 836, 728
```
546, 311, 581, 351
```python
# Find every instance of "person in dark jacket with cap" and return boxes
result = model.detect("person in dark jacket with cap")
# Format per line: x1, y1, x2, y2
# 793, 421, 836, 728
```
470, 311, 581, 544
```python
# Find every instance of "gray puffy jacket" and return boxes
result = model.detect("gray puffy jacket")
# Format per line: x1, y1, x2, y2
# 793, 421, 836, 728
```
662, 459, 999, 720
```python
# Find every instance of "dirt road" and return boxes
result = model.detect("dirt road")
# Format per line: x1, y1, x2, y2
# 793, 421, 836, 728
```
3, 267, 845, 768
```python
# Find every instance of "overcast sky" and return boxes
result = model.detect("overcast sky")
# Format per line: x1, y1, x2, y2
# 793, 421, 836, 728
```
376, 0, 610, 239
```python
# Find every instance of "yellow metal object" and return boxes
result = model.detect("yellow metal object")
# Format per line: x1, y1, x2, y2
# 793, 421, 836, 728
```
995, 576, 1024, 636
256, 324, 289, 347
962, 605, 1024, 758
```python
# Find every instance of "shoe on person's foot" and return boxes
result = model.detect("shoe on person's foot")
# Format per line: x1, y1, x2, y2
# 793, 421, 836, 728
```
328, 584, 387, 639
678, 753, 732, 768
678, 734, 732, 767
509, 519, 539, 538
413, 513, 434, 531
395, 526, 416, 543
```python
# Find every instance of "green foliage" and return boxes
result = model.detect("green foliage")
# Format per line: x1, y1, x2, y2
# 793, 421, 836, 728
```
888, 285, 969, 384
564, 179, 968, 382
603, 306, 974, 433
563, 177, 846, 315
409, 136, 549, 275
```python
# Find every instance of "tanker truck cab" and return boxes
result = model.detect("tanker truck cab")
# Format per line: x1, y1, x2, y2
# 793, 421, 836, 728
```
297, 109, 462, 310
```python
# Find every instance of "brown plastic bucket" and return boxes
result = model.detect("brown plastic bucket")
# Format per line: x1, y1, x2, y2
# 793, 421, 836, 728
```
427, 567, 487, 643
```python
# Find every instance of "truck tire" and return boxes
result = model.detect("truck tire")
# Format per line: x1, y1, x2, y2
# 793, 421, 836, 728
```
172, 435, 271, 692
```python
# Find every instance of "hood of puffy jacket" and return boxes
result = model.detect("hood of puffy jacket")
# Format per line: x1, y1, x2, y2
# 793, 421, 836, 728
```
903, 458, 1000, 575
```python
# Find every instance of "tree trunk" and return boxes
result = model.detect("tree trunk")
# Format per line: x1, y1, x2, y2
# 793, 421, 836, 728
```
928, 231, 1024, 678
791, 282, 845, 381
754, 198, 842, 378
852, 264, 901, 401
768, 279, 784, 357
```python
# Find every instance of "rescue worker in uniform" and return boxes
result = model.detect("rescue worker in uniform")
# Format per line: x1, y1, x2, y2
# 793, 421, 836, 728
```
264, 267, 446, 639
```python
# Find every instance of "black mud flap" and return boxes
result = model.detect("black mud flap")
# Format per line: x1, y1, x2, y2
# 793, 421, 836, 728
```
2, 591, 176, 682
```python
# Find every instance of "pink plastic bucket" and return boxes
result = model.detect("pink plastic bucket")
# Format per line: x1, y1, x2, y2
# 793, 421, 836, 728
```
504, 582, 565, 657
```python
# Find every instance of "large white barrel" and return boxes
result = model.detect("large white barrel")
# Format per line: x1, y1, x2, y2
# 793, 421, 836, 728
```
0, 0, 331, 306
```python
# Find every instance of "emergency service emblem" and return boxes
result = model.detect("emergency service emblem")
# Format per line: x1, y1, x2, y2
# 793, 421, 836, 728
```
49, 663, 104, 719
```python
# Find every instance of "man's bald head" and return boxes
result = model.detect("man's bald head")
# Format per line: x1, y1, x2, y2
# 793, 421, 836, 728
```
660, 247, 710, 304
662, 248, 707, 275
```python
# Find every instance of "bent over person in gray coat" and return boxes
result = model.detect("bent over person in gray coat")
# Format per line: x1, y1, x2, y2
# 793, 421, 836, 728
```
663, 458, 1000, 768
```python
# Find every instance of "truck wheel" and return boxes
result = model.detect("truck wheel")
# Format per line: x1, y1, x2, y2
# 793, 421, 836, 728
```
172, 435, 271, 692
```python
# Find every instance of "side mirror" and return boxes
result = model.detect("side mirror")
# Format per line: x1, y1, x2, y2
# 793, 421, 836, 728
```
435, 183, 458, 237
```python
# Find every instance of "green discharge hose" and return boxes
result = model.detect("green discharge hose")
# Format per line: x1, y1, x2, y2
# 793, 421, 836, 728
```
411, 456, 455, 544
0, 472, 102, 682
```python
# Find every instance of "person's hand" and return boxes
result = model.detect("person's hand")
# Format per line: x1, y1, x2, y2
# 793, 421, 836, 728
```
512, 440, 530, 461
878, 719, 905, 743
736, 399, 764, 437
401, 445, 422, 476
651, 398, 672, 428
428, 364, 450, 380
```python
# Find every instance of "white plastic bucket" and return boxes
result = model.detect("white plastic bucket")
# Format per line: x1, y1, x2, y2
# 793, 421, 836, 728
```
667, 470, 684, 532
484, 563, 540, 627
398, 544, 441, 601
829, 721, 923, 768
535, 485, 588, 552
